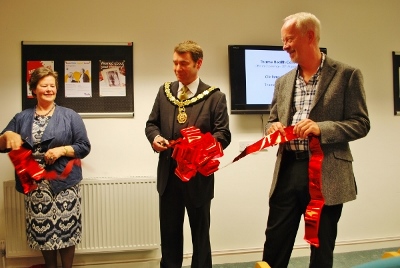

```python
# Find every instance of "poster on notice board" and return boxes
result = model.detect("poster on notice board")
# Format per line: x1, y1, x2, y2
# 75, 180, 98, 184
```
99, 60, 126, 97
26, 61, 54, 98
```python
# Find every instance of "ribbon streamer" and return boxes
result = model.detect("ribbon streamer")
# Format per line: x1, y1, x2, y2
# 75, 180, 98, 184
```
304, 135, 325, 247
170, 126, 298, 181
230, 126, 297, 165
229, 127, 325, 247
168, 126, 325, 246
8, 147, 81, 194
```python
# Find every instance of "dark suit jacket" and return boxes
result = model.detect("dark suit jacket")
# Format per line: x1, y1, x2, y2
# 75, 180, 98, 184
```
267, 56, 370, 205
81, 73, 90, 82
145, 79, 231, 207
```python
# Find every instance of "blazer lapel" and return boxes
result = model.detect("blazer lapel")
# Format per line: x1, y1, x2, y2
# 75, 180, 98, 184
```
168, 82, 180, 131
188, 80, 208, 126
311, 57, 337, 110
281, 70, 297, 126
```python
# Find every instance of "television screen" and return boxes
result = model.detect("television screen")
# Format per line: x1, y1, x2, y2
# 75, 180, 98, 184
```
228, 45, 327, 114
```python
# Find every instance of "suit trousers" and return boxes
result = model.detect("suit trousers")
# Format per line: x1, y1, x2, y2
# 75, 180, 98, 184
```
262, 151, 343, 268
159, 172, 212, 268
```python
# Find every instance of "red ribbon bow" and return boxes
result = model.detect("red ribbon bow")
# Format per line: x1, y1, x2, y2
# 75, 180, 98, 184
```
170, 126, 223, 182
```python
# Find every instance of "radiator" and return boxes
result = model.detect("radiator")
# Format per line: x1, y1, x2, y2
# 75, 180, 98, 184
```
3, 177, 160, 258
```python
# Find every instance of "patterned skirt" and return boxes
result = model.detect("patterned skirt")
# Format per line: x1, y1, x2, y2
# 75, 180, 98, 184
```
25, 181, 82, 250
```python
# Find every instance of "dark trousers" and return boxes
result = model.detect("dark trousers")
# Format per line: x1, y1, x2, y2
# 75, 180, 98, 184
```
159, 174, 212, 268
262, 151, 343, 268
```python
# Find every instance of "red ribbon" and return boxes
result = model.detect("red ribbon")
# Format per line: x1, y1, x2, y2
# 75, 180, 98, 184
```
8, 147, 81, 194
231, 126, 298, 164
229, 127, 325, 247
304, 136, 325, 247
168, 126, 325, 246
170, 126, 223, 182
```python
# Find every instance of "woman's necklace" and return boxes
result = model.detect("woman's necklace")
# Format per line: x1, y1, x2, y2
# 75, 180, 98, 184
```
35, 103, 55, 118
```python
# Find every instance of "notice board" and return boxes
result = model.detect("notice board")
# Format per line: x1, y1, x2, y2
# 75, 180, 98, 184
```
22, 41, 134, 118
393, 51, 400, 115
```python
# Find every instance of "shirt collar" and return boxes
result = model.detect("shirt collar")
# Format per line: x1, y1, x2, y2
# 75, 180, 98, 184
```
179, 77, 199, 96
296, 52, 326, 79
319, 52, 326, 71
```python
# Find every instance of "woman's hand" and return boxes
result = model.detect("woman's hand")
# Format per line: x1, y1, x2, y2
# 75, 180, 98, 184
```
45, 146, 66, 165
0, 131, 23, 150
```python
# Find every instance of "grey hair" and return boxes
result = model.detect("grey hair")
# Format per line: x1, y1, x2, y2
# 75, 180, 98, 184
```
284, 12, 321, 42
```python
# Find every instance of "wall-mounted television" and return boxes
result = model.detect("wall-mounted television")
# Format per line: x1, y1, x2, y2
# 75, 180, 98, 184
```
228, 45, 327, 114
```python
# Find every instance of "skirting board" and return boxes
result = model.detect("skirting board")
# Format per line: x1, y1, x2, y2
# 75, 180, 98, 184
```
2, 250, 160, 268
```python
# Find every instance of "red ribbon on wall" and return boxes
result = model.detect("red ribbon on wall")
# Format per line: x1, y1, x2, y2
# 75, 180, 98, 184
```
8, 147, 81, 194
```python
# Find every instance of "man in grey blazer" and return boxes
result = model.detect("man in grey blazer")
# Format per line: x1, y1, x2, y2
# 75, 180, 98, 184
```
145, 40, 231, 268
261, 13, 370, 268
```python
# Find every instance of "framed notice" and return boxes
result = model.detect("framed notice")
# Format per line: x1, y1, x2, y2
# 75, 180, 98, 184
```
393, 51, 400, 115
21, 41, 134, 118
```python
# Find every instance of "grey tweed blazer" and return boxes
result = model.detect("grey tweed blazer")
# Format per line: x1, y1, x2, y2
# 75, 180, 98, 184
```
267, 56, 370, 205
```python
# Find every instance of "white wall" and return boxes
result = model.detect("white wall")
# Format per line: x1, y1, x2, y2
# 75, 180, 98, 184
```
1, 0, 400, 266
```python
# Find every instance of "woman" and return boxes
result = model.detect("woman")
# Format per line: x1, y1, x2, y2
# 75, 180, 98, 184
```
0, 67, 91, 268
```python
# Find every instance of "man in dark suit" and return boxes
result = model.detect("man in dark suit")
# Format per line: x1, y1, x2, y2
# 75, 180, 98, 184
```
80, 68, 90, 82
261, 12, 370, 268
145, 40, 231, 268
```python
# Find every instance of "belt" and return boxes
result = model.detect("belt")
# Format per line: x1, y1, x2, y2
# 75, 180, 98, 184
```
283, 150, 309, 160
